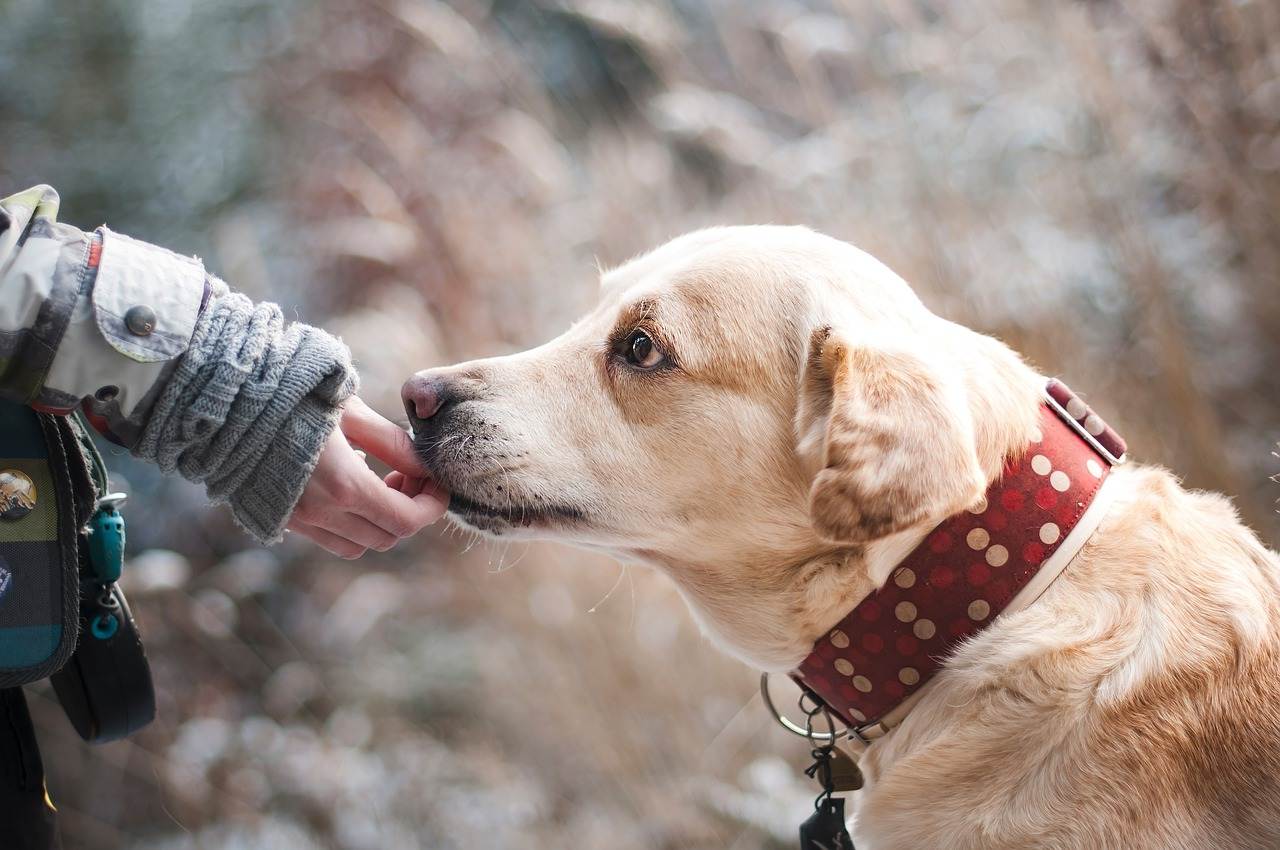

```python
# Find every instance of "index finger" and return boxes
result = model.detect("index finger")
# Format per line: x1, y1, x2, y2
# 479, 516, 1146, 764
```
341, 396, 426, 477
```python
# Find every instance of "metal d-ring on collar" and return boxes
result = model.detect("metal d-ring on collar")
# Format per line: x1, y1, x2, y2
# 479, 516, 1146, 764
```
760, 673, 850, 743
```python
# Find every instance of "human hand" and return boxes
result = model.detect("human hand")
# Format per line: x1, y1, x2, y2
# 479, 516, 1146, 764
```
286, 396, 448, 558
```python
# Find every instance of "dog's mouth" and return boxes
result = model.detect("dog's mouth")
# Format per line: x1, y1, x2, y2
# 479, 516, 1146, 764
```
410, 420, 588, 536
446, 490, 586, 535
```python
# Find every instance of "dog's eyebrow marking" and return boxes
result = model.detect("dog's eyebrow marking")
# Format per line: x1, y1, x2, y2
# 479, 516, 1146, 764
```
626, 296, 661, 324
608, 297, 665, 346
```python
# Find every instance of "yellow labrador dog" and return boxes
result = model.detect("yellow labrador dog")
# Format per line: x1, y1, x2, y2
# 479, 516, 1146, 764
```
402, 227, 1280, 849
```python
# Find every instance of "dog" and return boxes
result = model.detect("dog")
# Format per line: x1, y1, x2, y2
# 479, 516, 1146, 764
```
402, 226, 1280, 849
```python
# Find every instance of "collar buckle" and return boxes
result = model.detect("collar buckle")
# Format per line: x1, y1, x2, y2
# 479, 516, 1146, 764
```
1043, 381, 1127, 466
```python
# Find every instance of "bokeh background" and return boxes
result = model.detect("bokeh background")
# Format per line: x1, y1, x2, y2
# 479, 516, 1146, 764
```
2, 0, 1278, 847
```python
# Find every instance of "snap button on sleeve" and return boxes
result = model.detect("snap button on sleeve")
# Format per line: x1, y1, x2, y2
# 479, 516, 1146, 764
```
91, 227, 204, 363
124, 305, 157, 336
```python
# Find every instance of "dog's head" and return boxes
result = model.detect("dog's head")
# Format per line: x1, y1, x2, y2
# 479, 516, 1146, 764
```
406, 226, 1040, 668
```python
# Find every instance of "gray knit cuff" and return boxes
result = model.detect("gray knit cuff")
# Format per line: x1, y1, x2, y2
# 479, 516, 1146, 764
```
135, 278, 358, 544
228, 391, 342, 542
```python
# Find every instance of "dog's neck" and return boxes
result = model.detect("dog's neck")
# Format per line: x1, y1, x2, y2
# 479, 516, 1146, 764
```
632, 523, 937, 671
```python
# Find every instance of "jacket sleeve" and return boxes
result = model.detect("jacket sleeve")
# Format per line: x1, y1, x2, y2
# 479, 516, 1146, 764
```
0, 185, 358, 543
0, 184, 207, 444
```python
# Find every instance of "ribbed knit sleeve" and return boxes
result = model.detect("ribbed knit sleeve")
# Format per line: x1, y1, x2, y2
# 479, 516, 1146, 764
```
134, 280, 358, 543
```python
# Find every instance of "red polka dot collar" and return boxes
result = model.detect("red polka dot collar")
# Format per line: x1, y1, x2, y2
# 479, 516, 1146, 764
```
793, 380, 1127, 747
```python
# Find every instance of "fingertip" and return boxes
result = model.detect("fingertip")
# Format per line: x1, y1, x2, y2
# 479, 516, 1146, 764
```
413, 492, 450, 524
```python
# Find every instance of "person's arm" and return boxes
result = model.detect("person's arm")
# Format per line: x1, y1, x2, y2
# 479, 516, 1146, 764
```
0, 185, 445, 555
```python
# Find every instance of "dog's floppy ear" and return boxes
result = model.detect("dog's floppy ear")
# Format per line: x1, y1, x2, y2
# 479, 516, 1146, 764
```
797, 326, 987, 544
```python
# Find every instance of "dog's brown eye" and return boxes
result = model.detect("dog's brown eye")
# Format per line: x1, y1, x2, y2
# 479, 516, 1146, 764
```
625, 330, 664, 369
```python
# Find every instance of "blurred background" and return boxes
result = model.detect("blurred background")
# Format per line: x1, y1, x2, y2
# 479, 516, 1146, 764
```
2, 0, 1278, 847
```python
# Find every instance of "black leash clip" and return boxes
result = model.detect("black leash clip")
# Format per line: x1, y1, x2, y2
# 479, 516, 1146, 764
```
797, 697, 857, 850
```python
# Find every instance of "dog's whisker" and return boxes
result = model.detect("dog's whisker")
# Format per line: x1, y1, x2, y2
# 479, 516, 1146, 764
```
588, 563, 628, 614
627, 561, 637, 630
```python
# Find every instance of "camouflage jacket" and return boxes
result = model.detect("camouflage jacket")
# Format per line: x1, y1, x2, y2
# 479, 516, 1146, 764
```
0, 185, 213, 447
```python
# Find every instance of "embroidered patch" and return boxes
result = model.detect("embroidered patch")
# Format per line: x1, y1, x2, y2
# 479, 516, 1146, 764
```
0, 562, 12, 603
0, 469, 36, 520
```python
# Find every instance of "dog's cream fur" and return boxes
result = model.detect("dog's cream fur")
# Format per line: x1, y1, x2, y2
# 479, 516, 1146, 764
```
408, 226, 1280, 849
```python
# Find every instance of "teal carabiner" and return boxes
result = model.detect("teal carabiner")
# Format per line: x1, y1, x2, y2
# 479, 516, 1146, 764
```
87, 493, 127, 584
